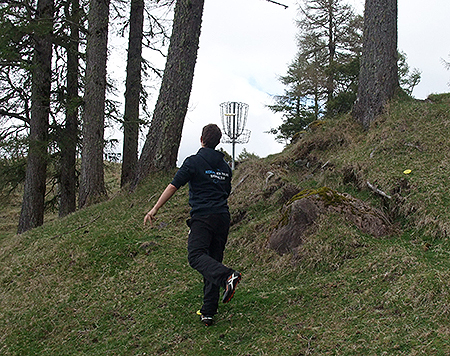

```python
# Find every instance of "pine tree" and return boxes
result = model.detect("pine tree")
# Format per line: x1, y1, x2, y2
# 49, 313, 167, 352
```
134, 0, 204, 187
268, 0, 362, 142
18, 0, 55, 233
120, 0, 144, 188
352, 0, 398, 129
78, 0, 110, 208
58, 0, 81, 217
120, 0, 174, 187
298, 0, 362, 110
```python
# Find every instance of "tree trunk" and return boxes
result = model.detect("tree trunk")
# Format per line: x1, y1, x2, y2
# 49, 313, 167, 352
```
78, 0, 110, 208
133, 0, 204, 187
17, 0, 54, 234
352, 0, 398, 129
120, 0, 144, 188
326, 2, 335, 105
59, 0, 80, 217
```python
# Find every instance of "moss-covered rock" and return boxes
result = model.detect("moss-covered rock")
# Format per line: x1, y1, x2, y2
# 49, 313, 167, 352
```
269, 187, 392, 255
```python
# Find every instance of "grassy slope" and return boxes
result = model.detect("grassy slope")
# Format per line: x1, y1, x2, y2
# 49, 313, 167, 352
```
1, 95, 450, 355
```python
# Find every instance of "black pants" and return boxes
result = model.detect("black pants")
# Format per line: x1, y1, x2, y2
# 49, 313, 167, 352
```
187, 213, 233, 316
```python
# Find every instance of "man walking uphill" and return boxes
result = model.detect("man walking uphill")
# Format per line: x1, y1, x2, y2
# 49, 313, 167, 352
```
144, 124, 241, 326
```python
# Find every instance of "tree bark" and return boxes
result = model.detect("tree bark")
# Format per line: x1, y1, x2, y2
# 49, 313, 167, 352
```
133, 0, 204, 187
326, 2, 335, 105
120, 0, 144, 188
352, 0, 398, 129
59, 0, 80, 217
78, 0, 110, 208
18, 0, 54, 234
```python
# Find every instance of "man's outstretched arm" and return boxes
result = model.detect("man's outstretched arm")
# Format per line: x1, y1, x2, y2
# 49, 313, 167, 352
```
144, 184, 178, 226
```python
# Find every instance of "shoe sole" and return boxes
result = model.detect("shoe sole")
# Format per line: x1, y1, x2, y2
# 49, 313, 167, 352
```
222, 272, 241, 303
201, 317, 213, 326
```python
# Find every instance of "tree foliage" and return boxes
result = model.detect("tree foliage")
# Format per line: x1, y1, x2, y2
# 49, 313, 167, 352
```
297, 0, 363, 107
268, 0, 362, 143
398, 51, 421, 95
270, 0, 419, 141
0, 0, 174, 227
0, 1, 34, 130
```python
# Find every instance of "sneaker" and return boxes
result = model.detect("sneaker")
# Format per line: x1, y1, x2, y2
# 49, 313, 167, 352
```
197, 310, 214, 326
222, 271, 242, 304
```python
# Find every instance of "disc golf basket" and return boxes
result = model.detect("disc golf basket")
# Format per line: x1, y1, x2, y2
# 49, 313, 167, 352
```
220, 102, 251, 170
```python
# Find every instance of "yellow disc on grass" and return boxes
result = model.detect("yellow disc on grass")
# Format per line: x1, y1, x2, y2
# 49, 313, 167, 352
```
403, 169, 412, 174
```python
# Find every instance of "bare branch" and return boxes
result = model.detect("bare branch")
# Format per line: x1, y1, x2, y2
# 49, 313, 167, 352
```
265, 0, 288, 9
367, 181, 392, 200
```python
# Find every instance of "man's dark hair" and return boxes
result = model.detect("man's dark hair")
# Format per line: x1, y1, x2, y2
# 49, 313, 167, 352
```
202, 124, 222, 148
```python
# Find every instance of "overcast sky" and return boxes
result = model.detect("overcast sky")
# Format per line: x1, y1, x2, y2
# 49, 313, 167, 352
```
110, 0, 450, 165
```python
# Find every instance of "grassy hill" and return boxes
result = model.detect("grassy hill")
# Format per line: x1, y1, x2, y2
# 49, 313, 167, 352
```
1, 94, 450, 355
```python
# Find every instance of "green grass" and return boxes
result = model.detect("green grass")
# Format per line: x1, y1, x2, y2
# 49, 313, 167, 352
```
1, 95, 450, 355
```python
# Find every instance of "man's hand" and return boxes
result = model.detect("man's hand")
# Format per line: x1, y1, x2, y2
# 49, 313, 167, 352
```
144, 207, 158, 226
143, 184, 178, 227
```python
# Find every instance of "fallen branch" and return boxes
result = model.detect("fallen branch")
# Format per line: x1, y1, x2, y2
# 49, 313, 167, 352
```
311, 160, 330, 174
230, 174, 249, 195
367, 181, 392, 200
265, 171, 275, 187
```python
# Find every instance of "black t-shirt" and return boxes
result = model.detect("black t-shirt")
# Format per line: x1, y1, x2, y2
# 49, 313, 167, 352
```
171, 147, 232, 217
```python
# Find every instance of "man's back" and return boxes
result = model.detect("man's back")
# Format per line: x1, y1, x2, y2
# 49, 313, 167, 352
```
171, 147, 232, 217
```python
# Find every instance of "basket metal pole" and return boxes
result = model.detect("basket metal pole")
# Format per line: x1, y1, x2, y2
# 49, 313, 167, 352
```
232, 102, 236, 170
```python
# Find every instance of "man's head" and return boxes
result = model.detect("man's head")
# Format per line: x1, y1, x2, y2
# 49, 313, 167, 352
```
201, 124, 222, 149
